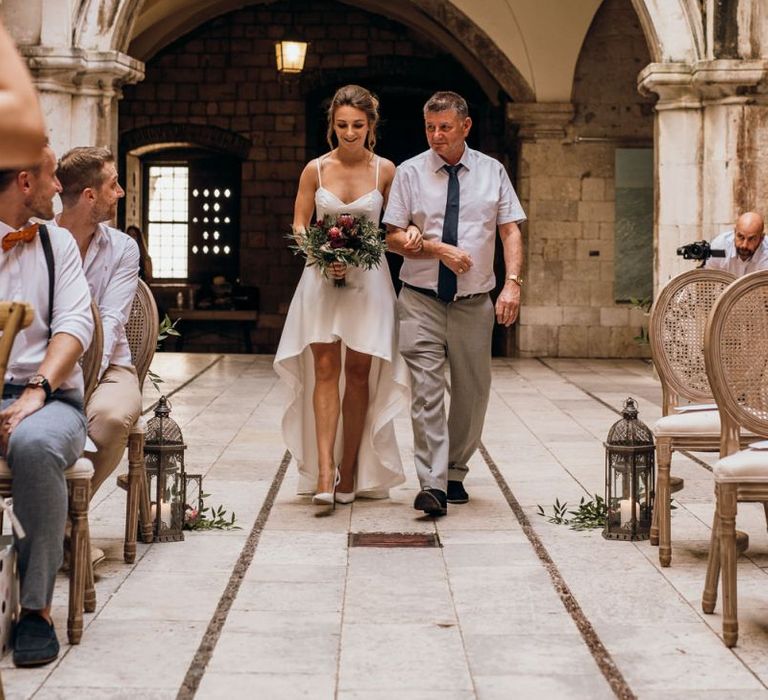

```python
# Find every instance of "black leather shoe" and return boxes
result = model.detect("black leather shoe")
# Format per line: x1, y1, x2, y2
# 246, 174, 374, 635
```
13, 612, 60, 667
413, 488, 447, 516
447, 480, 469, 504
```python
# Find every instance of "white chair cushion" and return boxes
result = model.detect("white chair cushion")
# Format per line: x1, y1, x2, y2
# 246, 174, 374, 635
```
653, 410, 721, 437
0, 456, 93, 480
715, 449, 768, 483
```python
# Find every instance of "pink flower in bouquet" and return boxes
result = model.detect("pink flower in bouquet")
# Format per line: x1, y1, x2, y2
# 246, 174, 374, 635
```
337, 214, 355, 229
328, 225, 346, 249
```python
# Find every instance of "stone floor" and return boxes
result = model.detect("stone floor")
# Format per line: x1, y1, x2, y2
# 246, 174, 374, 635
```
3, 354, 768, 699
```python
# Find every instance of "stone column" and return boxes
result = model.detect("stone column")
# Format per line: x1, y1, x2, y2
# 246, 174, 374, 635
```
639, 59, 768, 290
21, 47, 144, 156
506, 103, 578, 357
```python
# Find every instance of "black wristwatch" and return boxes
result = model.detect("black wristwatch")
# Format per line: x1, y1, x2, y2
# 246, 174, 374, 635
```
25, 374, 52, 401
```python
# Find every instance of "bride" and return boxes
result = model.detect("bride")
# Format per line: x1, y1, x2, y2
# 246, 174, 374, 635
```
274, 85, 422, 506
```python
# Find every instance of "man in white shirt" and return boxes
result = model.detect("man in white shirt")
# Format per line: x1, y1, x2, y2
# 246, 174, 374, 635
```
705, 211, 767, 275
56, 147, 142, 500
0, 145, 93, 666
384, 91, 525, 516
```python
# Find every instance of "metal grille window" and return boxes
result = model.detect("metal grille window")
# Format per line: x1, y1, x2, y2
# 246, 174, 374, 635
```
147, 165, 189, 279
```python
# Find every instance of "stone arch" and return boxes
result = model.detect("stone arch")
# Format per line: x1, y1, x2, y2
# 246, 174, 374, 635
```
123, 0, 533, 104
630, 0, 704, 63
120, 123, 251, 160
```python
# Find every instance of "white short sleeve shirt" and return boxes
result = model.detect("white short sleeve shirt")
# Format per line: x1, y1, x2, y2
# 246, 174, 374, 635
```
383, 146, 526, 294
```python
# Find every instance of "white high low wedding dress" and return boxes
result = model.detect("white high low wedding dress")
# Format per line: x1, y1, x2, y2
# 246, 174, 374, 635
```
274, 157, 408, 497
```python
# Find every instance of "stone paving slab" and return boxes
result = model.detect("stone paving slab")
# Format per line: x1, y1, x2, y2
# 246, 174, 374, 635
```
4, 355, 768, 699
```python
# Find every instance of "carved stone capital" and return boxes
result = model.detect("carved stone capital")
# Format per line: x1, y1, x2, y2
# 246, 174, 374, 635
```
639, 60, 768, 110
506, 102, 575, 141
20, 47, 145, 98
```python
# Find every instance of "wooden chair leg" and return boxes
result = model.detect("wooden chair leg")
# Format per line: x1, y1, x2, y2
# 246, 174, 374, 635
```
124, 430, 143, 563
67, 476, 90, 645
657, 439, 673, 566
83, 519, 95, 613
718, 482, 739, 647
138, 467, 153, 544
702, 506, 720, 614
650, 476, 660, 546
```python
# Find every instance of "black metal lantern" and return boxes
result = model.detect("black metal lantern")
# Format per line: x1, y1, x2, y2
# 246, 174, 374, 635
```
144, 396, 186, 542
603, 397, 655, 541
183, 473, 205, 529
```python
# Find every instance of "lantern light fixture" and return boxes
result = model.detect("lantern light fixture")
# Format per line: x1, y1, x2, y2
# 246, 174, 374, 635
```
275, 40, 308, 74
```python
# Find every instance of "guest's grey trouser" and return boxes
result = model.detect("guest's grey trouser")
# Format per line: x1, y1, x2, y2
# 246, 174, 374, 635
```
397, 287, 494, 491
2, 387, 86, 610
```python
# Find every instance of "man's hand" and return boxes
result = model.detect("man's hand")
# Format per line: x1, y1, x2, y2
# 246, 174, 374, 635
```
439, 244, 473, 276
495, 280, 521, 327
0, 388, 45, 454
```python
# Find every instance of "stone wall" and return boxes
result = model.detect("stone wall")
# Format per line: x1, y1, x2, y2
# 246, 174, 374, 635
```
119, 0, 495, 352
515, 0, 656, 358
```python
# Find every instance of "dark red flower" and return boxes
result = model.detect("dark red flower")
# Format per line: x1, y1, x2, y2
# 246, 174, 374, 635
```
328, 226, 342, 240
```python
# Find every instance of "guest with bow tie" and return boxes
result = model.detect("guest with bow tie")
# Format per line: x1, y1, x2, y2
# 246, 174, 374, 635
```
0, 145, 93, 667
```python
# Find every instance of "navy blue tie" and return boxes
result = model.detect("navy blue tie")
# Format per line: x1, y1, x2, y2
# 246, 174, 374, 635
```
438, 164, 461, 302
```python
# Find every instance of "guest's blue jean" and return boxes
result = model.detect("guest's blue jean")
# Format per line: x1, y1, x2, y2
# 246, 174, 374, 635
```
2, 386, 86, 609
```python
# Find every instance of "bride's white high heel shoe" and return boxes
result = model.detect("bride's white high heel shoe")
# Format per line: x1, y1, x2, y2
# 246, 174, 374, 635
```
312, 468, 340, 508
335, 491, 355, 504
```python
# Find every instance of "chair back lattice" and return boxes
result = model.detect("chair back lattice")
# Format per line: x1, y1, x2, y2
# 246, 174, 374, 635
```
126, 280, 159, 390
705, 270, 768, 437
0, 302, 34, 380
81, 301, 103, 404
649, 269, 736, 407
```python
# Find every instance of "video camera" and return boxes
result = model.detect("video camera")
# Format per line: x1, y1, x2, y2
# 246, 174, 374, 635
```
676, 241, 726, 262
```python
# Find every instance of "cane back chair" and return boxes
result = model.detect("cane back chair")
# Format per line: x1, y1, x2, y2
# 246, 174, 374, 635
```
117, 280, 159, 563
0, 301, 101, 644
648, 268, 756, 567
702, 270, 768, 647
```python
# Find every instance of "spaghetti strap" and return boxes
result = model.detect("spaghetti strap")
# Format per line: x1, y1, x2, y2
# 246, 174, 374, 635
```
375, 156, 380, 189
315, 157, 323, 188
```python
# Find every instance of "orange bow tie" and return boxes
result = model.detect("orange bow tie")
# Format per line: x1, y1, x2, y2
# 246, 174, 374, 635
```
2, 223, 39, 253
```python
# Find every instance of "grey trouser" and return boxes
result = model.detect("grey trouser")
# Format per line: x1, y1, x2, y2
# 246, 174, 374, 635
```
2, 387, 87, 609
397, 286, 494, 491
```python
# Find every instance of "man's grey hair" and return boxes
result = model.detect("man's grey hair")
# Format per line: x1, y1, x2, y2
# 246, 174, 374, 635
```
423, 91, 469, 119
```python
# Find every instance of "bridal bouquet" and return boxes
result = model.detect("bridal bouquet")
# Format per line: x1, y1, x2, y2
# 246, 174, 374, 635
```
291, 213, 387, 287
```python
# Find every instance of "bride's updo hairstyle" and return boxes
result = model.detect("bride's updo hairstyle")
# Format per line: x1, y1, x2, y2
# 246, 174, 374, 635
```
326, 84, 380, 152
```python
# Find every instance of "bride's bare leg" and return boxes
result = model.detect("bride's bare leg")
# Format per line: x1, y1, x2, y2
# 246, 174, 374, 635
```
339, 348, 373, 493
311, 342, 342, 493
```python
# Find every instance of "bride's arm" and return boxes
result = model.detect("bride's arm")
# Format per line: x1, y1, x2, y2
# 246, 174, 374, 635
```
291, 160, 318, 244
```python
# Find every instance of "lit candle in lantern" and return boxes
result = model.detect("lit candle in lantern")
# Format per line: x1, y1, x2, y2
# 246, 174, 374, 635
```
620, 499, 639, 525
150, 500, 171, 526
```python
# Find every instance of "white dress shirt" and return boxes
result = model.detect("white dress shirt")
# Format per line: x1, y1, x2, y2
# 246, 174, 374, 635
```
0, 221, 93, 393
705, 230, 768, 276
383, 146, 526, 294
81, 223, 140, 378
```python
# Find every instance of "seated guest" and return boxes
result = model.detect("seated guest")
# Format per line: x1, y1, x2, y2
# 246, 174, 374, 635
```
56, 147, 142, 500
126, 225, 153, 282
705, 211, 767, 275
0, 145, 93, 667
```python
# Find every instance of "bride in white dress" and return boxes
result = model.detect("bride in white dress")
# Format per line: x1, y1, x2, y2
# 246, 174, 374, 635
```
274, 85, 423, 505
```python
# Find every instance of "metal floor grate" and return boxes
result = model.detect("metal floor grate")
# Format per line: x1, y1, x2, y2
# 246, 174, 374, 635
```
348, 532, 441, 548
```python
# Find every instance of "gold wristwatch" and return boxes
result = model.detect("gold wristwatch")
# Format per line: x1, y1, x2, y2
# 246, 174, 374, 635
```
507, 274, 523, 287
